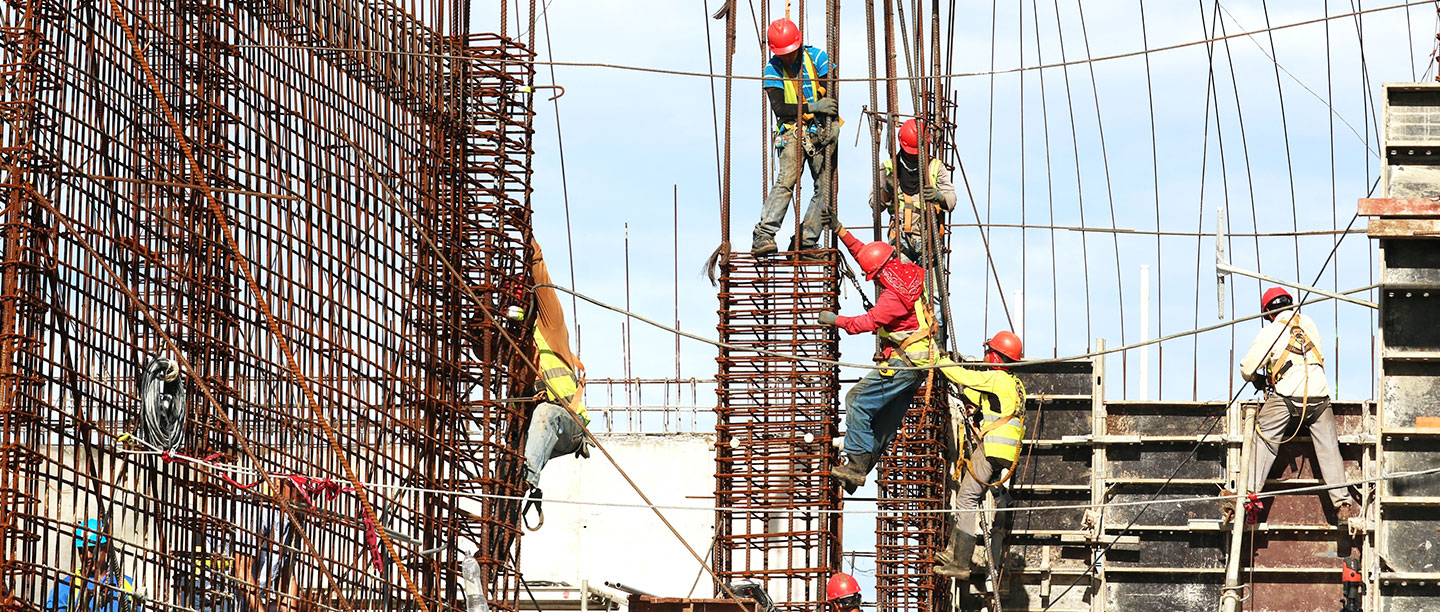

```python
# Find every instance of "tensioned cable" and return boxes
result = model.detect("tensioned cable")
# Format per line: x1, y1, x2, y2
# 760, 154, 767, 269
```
226, 1, 1435, 82
540, 1, 582, 346
539, 282, 1377, 372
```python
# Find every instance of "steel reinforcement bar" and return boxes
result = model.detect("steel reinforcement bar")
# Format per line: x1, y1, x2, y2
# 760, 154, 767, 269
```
0, 1, 533, 610
714, 253, 842, 612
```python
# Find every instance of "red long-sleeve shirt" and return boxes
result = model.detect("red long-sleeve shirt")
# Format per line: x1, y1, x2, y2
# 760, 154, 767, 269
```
835, 232, 919, 336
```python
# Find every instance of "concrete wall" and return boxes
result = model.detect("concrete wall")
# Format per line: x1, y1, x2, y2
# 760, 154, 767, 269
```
513, 433, 717, 598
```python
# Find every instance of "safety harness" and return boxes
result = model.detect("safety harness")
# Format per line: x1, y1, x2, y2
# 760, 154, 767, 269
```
956, 374, 1028, 487
775, 49, 821, 133
1256, 312, 1325, 445
881, 158, 944, 238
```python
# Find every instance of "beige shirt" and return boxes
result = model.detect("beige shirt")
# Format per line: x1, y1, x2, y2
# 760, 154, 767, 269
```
1238, 308, 1329, 398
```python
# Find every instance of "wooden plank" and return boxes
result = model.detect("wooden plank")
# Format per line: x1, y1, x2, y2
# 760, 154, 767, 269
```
1359, 197, 1440, 217
1367, 218, 1440, 238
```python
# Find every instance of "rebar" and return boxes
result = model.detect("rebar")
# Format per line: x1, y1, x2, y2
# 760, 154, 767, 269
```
0, 2, 535, 611
714, 253, 841, 611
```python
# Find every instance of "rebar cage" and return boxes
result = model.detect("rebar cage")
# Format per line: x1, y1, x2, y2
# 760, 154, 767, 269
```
0, 1, 535, 610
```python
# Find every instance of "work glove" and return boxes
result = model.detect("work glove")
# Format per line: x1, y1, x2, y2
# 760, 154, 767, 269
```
818, 310, 838, 326
922, 185, 946, 204
808, 97, 838, 117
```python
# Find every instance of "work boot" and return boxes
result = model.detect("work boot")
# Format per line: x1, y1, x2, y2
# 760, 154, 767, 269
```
1335, 500, 1361, 522
831, 453, 876, 494
933, 530, 978, 580
751, 238, 778, 257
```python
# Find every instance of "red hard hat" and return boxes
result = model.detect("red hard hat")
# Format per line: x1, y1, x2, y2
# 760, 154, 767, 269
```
898, 119, 923, 155
1260, 286, 1292, 313
767, 19, 802, 56
985, 331, 1023, 363
826, 572, 861, 601
856, 241, 895, 281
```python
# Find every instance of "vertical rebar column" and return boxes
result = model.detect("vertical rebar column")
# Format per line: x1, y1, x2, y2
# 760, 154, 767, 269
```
714, 253, 842, 611
874, 378, 950, 612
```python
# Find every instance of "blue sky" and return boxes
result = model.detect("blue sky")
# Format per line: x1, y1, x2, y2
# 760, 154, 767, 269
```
473, 0, 1434, 405
474, 0, 1434, 598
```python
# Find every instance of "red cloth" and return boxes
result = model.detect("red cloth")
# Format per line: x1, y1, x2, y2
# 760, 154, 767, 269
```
836, 232, 919, 338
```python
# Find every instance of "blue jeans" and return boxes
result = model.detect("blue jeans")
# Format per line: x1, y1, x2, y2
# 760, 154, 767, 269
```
754, 128, 834, 248
523, 402, 587, 487
842, 358, 925, 456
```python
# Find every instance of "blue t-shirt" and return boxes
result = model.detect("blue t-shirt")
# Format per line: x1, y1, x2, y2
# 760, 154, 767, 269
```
762, 45, 831, 103
45, 573, 139, 612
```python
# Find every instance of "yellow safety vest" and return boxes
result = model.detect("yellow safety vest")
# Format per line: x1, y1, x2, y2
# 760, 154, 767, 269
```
534, 329, 589, 426
881, 158, 943, 235
777, 51, 821, 132
951, 370, 1027, 463
876, 291, 937, 366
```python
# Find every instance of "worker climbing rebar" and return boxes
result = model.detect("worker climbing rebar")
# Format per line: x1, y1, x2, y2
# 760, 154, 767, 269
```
933, 331, 1026, 581
1235, 287, 1359, 523
752, 17, 840, 256
46, 519, 139, 612
513, 239, 591, 527
869, 119, 956, 265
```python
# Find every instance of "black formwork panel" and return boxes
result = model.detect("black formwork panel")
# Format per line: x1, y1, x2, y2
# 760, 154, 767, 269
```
1106, 573, 1224, 611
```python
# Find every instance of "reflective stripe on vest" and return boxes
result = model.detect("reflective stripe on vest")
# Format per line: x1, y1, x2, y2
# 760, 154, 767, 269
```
876, 291, 936, 365
881, 159, 942, 234
964, 375, 1027, 463
534, 330, 590, 426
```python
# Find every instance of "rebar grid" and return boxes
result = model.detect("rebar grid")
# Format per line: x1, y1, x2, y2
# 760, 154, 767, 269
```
874, 378, 950, 612
0, 1, 533, 610
714, 253, 842, 612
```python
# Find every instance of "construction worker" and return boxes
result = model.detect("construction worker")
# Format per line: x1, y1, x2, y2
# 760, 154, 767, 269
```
753, 17, 839, 256
519, 239, 590, 509
46, 519, 140, 612
236, 480, 307, 612
1237, 287, 1359, 522
825, 573, 863, 612
932, 332, 1027, 580
819, 227, 933, 492
869, 119, 957, 264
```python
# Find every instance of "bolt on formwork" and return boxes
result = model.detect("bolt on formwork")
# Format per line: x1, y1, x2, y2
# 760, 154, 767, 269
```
714, 253, 843, 611
0, 2, 534, 612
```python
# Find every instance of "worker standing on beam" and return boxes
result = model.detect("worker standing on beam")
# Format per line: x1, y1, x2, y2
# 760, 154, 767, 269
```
1237, 287, 1359, 523
869, 119, 957, 264
515, 240, 591, 517
752, 17, 839, 256
933, 331, 1026, 580
819, 226, 935, 492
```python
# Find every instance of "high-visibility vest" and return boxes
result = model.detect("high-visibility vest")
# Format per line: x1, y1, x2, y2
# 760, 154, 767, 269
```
534, 329, 589, 426
776, 49, 821, 132
959, 372, 1027, 463
876, 291, 937, 366
1267, 312, 1325, 389
881, 158, 943, 235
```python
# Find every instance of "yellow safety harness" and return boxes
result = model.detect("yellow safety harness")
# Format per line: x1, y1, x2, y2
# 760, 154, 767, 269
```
1256, 312, 1325, 446
956, 374, 1028, 487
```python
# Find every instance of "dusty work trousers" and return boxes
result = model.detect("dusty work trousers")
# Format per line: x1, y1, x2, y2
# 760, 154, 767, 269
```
842, 358, 925, 457
1250, 394, 1352, 506
522, 402, 587, 488
755, 128, 835, 249
954, 447, 1011, 536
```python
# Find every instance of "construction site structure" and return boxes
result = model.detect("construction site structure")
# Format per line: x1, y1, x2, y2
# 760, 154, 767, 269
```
0, 1, 540, 611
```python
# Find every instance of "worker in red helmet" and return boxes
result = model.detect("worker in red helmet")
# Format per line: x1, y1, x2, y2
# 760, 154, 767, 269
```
753, 17, 838, 256
1237, 287, 1358, 523
818, 226, 934, 491
825, 572, 863, 612
869, 119, 956, 264
931, 331, 1028, 580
